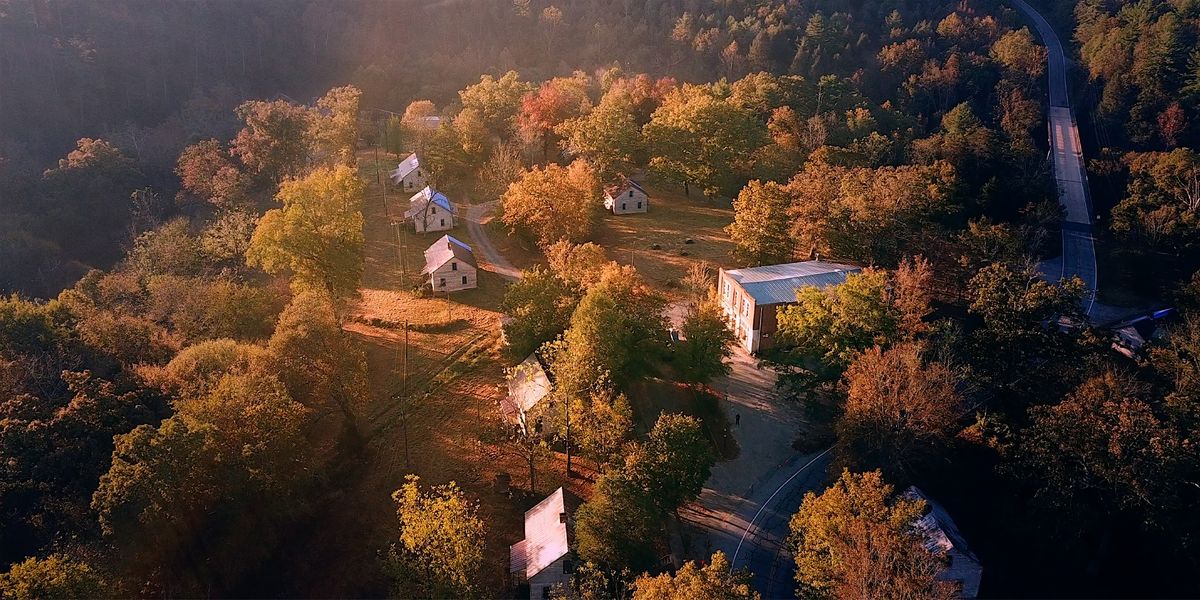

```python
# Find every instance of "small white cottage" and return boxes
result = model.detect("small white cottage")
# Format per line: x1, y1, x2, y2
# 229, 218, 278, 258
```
421, 235, 477, 292
603, 178, 649, 214
405, 186, 456, 233
389, 153, 429, 191
502, 353, 552, 433
510, 488, 578, 599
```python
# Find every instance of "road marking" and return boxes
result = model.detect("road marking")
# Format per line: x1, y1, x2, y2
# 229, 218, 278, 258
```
730, 447, 832, 571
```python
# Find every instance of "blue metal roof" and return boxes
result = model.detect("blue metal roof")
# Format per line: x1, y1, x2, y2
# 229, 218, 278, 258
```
725, 261, 861, 305
430, 190, 454, 213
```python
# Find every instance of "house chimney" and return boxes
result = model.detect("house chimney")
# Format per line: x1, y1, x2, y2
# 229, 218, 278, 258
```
559, 512, 568, 523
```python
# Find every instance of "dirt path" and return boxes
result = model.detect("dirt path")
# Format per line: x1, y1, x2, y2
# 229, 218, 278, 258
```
464, 201, 521, 281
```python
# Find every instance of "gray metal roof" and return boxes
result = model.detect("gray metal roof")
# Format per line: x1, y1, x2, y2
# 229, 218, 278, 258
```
906, 486, 983, 598
389, 153, 421, 183
422, 234, 475, 274
725, 260, 861, 305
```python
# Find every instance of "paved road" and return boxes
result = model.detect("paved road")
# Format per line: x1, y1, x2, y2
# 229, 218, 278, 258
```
463, 201, 521, 281
1011, 0, 1099, 316
673, 344, 831, 599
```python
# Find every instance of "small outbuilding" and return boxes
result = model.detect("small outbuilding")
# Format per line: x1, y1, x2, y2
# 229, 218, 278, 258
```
502, 353, 552, 433
905, 486, 984, 598
405, 186, 456, 233
389, 153, 429, 191
422, 234, 477, 292
510, 487, 579, 599
603, 178, 649, 214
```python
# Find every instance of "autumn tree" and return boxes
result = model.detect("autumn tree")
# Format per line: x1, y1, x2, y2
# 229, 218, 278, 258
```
1015, 370, 1183, 528
836, 344, 962, 475
174, 139, 248, 210
545, 239, 610, 289
559, 87, 644, 179
644, 84, 768, 197
500, 265, 580, 359
572, 386, 634, 464
788, 161, 957, 266
727, 180, 796, 264
231, 99, 312, 183
476, 142, 525, 202
575, 468, 658, 571
1111, 148, 1200, 255
632, 552, 759, 600
40, 138, 144, 265
311, 85, 362, 166
0, 554, 106, 600
384, 475, 485, 599
501, 160, 601, 247
400, 100, 439, 152
265, 290, 368, 439
777, 263, 932, 378
246, 164, 365, 297
967, 263, 1085, 395
458, 70, 533, 140
625, 413, 715, 516
547, 264, 666, 394
675, 293, 736, 385
990, 27, 1047, 83
517, 74, 592, 159
788, 470, 956, 600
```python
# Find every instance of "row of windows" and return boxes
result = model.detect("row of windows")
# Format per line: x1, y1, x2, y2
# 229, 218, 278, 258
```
438, 275, 469, 286
619, 201, 644, 210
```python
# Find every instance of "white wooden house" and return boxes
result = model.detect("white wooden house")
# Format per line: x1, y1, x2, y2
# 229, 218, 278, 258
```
510, 488, 578, 599
502, 353, 552, 433
405, 186, 456, 233
422, 235, 477, 292
389, 153, 429, 191
604, 178, 649, 214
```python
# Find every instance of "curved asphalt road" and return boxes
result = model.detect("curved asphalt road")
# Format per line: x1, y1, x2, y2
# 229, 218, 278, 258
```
1011, 0, 1099, 316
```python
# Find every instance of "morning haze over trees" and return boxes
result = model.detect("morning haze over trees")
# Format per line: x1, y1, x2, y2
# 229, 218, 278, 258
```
2, 0, 1200, 598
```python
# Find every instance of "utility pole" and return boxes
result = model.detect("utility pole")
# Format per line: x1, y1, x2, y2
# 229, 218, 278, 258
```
445, 290, 452, 323
402, 321, 410, 468
564, 392, 572, 478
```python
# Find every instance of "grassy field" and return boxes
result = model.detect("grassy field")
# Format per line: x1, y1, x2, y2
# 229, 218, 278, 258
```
280, 157, 739, 596
268, 151, 598, 597
595, 184, 738, 298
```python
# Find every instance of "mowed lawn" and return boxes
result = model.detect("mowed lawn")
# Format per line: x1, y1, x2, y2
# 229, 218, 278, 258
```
595, 184, 737, 297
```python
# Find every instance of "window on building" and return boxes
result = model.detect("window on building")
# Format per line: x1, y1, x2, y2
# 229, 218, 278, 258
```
637, 201, 642, 209
431, 205, 437, 214
440, 219, 446, 227
451, 262, 457, 271
628, 190, 634, 197
439, 278, 446, 287
462, 275, 468, 285
621, 203, 626, 210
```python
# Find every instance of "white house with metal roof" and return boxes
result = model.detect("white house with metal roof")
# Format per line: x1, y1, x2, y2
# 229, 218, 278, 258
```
389, 153, 429, 191
905, 486, 983, 598
718, 260, 861, 353
603, 178, 649, 214
510, 487, 577, 599
404, 186, 456, 233
502, 353, 552, 433
421, 235, 477, 292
